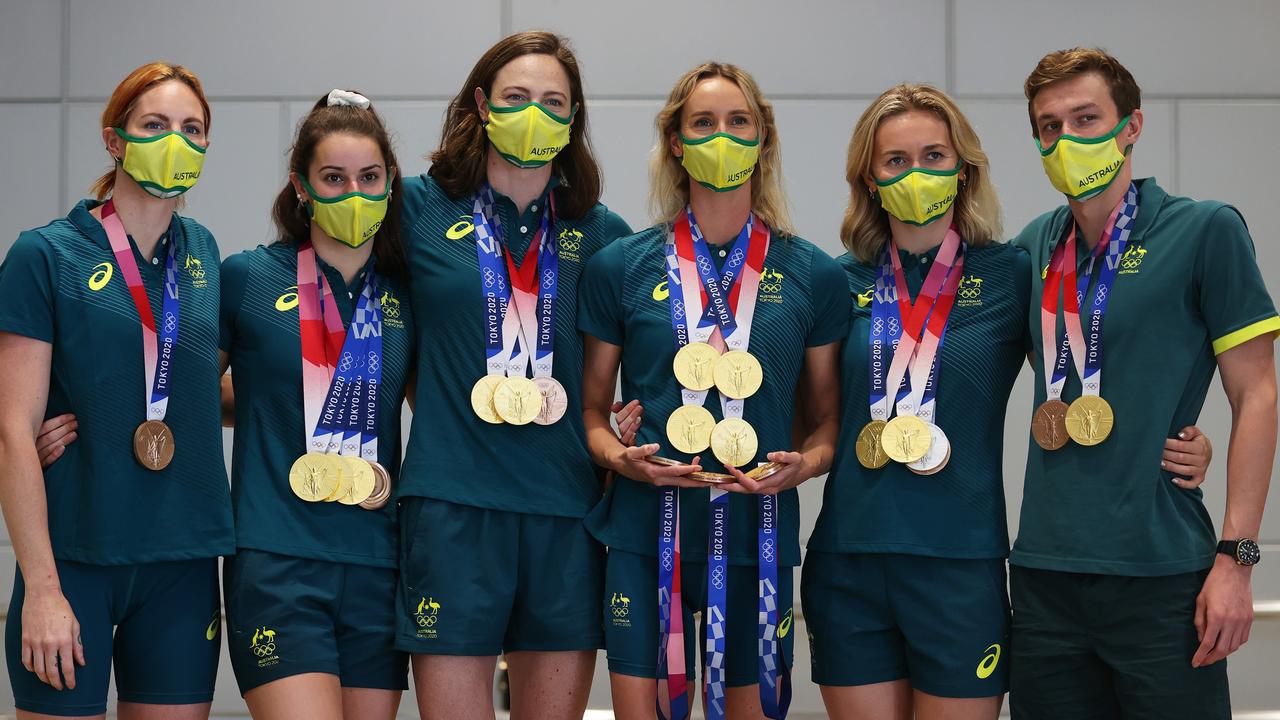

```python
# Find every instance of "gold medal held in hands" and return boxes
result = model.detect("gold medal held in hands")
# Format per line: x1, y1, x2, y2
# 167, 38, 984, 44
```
290, 452, 341, 502
1065, 395, 1114, 446
713, 350, 763, 400
673, 342, 720, 391
855, 420, 890, 469
666, 405, 715, 454
711, 417, 758, 467
880, 415, 932, 464
470, 376, 505, 424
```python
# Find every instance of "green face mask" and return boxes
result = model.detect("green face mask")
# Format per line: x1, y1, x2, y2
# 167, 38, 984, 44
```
114, 128, 207, 198
485, 101, 576, 168
680, 132, 760, 192
1036, 115, 1132, 201
875, 163, 961, 227
301, 177, 390, 248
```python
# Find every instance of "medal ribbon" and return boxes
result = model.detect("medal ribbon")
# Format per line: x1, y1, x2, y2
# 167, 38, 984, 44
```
656, 488, 690, 720
297, 243, 380, 457
757, 490, 790, 718
99, 199, 180, 423
1041, 182, 1138, 401
475, 186, 555, 379
867, 227, 962, 421
899, 241, 964, 421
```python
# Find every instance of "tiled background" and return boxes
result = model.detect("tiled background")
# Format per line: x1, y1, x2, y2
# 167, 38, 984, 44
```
0, 0, 1277, 715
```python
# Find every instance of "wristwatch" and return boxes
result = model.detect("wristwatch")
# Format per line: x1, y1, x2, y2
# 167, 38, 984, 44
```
1216, 539, 1262, 566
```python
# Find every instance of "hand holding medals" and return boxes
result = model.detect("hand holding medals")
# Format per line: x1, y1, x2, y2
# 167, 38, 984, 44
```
287, 242, 391, 511
469, 186, 568, 427
1032, 183, 1136, 451
856, 226, 964, 476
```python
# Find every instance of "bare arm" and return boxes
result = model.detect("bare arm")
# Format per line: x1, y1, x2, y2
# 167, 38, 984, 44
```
725, 341, 842, 494
219, 351, 233, 427
1193, 334, 1277, 667
581, 335, 704, 487
0, 332, 83, 689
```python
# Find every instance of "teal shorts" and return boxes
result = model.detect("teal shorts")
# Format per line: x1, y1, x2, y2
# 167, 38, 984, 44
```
6, 558, 221, 717
603, 549, 795, 688
395, 497, 604, 655
1009, 566, 1230, 720
224, 549, 408, 694
801, 552, 1010, 698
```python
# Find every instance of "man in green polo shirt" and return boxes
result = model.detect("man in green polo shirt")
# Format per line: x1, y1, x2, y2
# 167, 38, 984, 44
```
1010, 48, 1278, 719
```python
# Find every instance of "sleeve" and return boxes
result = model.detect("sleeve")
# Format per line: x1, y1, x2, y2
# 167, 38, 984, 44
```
806, 247, 852, 347
1012, 244, 1034, 353
577, 240, 626, 346
1195, 206, 1280, 355
0, 232, 57, 343
219, 253, 250, 353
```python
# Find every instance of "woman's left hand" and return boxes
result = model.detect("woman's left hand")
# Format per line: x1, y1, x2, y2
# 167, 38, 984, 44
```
719, 450, 810, 495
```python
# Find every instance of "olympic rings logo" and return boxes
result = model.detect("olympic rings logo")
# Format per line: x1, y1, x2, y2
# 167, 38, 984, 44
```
483, 269, 497, 288
543, 269, 556, 289
887, 318, 900, 334
711, 567, 726, 590
340, 353, 354, 372
251, 642, 276, 657
164, 313, 177, 333
367, 352, 380, 373
872, 318, 884, 334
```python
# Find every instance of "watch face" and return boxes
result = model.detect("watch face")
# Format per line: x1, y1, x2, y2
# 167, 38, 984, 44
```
1237, 539, 1261, 566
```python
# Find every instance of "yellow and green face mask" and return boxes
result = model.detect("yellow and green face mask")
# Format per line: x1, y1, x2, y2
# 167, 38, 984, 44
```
875, 163, 961, 227
485, 101, 576, 169
302, 178, 390, 248
1037, 115, 1132, 201
114, 128, 206, 198
680, 132, 760, 192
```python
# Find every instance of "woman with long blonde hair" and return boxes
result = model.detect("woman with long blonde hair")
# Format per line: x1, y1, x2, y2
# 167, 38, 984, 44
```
579, 62, 847, 719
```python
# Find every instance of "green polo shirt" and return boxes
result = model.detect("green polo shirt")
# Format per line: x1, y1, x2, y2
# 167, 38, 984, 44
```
220, 243, 415, 567
808, 241, 1031, 559
0, 199, 234, 565
1013, 178, 1280, 576
577, 225, 849, 566
398, 174, 632, 517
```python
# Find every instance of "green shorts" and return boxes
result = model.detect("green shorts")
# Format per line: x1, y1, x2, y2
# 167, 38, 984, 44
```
395, 497, 604, 655
603, 549, 795, 688
224, 549, 408, 694
6, 558, 221, 717
1009, 566, 1230, 720
801, 552, 1009, 698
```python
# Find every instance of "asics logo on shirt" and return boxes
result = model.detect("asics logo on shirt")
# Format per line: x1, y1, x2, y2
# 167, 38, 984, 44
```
276, 286, 300, 312
88, 262, 114, 291
777, 608, 794, 638
856, 285, 874, 308
653, 280, 670, 302
976, 643, 1001, 679
446, 216, 474, 240
205, 612, 220, 641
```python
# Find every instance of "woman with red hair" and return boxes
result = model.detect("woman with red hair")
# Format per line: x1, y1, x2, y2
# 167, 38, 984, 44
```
0, 62, 233, 719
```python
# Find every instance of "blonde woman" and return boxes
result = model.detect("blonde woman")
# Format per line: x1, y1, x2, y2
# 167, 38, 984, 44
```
800, 84, 1213, 720
579, 63, 846, 719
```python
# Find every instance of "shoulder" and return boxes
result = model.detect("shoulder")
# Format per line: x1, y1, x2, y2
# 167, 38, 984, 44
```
969, 239, 1029, 270
575, 202, 633, 242
175, 214, 214, 243
401, 174, 467, 229
1012, 205, 1070, 252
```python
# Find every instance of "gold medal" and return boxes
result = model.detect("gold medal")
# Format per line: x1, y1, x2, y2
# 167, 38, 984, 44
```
1032, 399, 1070, 451
531, 376, 568, 425
289, 452, 341, 502
746, 462, 785, 482
666, 405, 715, 454
907, 422, 950, 475
646, 455, 729, 484
1065, 395, 1114, 446
711, 417, 758, 467
323, 458, 353, 502
336, 457, 376, 505
880, 415, 932, 464
855, 420, 890, 469
672, 342, 720, 391
359, 462, 392, 510
713, 350, 763, 400
470, 376, 505, 424
133, 419, 175, 471
493, 376, 541, 425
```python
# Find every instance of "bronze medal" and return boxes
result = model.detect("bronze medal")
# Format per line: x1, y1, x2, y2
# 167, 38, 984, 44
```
1032, 399, 1070, 451
133, 420, 175, 471
646, 455, 729, 484
880, 415, 932, 464
359, 461, 392, 510
746, 462, 785, 482
1065, 395, 1114, 446
855, 420, 890, 469
531, 376, 568, 426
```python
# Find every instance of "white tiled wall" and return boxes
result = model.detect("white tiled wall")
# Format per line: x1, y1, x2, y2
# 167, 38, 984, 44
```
0, 0, 1277, 715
